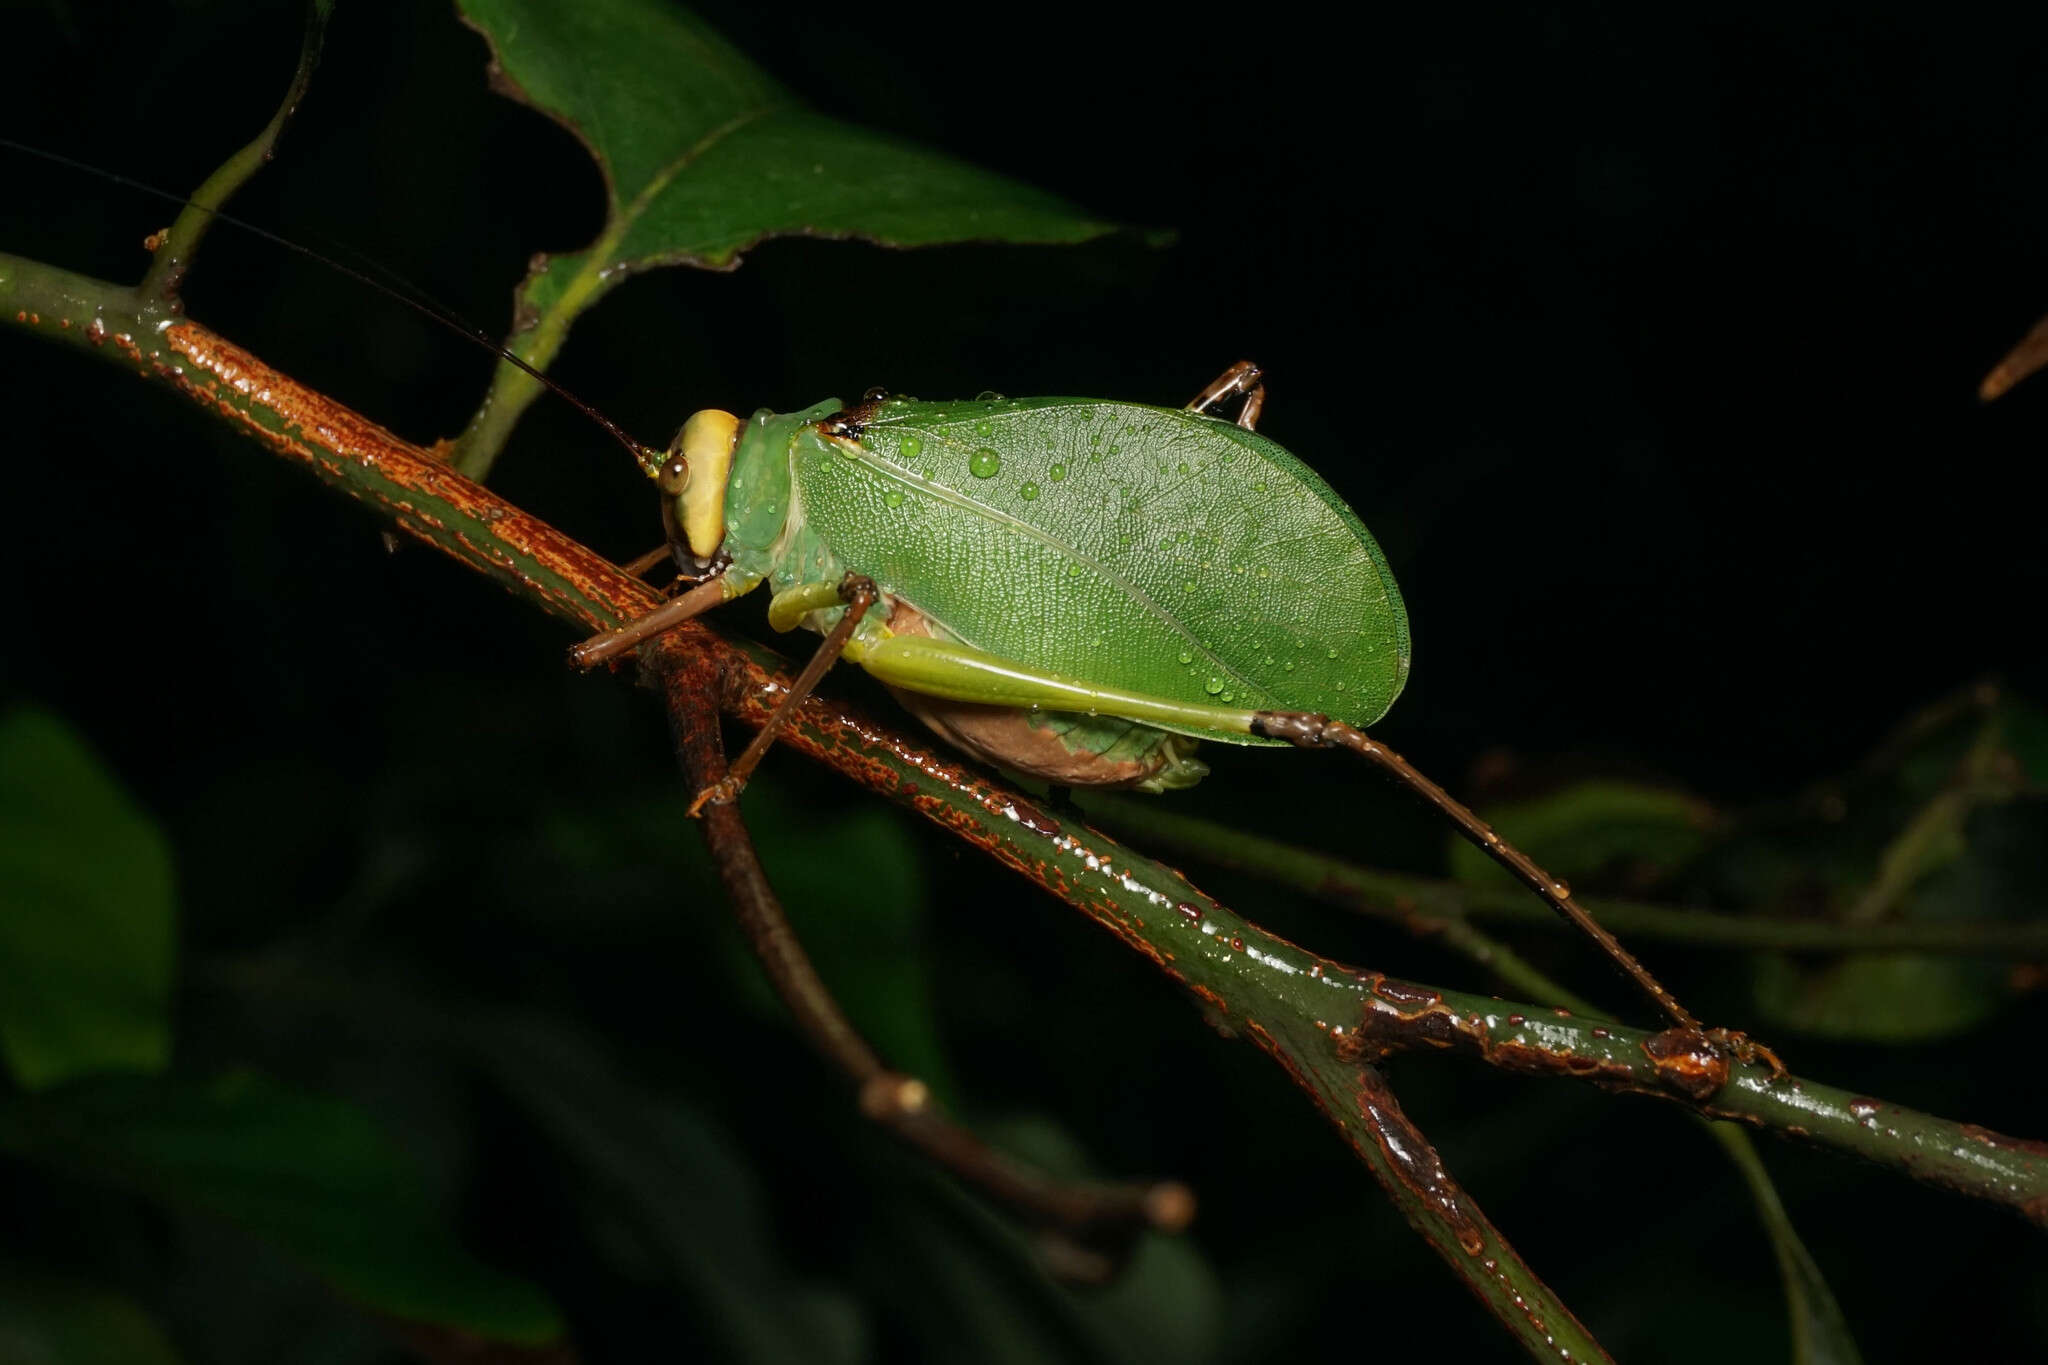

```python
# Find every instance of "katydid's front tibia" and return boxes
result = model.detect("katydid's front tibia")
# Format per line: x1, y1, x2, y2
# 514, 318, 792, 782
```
569, 364, 1739, 1042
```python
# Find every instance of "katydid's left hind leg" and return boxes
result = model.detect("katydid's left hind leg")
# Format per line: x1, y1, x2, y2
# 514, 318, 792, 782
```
688, 573, 880, 816
1251, 710, 1745, 1059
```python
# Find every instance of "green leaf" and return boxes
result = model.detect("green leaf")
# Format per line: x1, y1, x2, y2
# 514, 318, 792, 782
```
0, 1271, 187, 1365
1751, 951, 2004, 1042
0, 706, 174, 1090
1447, 779, 1716, 894
451, 0, 1124, 474
2, 1073, 562, 1347
1744, 698, 2044, 1041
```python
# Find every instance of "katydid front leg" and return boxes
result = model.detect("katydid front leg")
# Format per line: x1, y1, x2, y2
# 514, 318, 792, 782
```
570, 574, 750, 668
687, 573, 880, 815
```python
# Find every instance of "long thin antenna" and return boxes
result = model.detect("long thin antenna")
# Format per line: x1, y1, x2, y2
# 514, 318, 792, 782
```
0, 134, 661, 471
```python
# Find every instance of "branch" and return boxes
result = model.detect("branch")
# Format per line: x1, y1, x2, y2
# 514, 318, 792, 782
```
658, 639, 1196, 1278
7, 260, 2044, 1351
1085, 796, 2048, 956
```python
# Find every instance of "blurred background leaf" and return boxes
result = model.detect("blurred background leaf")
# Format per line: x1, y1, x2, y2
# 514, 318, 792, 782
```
0, 1270, 187, 1365
0, 706, 174, 1091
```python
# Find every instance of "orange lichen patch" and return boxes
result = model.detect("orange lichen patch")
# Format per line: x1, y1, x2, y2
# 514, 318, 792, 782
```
1641, 1028, 1730, 1101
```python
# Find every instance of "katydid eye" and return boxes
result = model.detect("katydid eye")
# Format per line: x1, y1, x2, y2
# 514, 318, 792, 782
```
656, 455, 690, 497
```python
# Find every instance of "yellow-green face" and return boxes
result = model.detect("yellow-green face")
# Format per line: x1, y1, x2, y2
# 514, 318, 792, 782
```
661, 409, 741, 558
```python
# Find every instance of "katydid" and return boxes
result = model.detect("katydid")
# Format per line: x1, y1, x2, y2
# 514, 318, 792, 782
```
573, 365, 1761, 1056
0, 137, 1763, 1060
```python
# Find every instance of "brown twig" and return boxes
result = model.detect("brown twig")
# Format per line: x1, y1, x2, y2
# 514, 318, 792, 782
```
654, 633, 1194, 1268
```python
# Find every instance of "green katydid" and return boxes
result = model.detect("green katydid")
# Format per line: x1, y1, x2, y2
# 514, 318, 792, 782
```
571, 365, 1766, 1058
0, 135, 1762, 1061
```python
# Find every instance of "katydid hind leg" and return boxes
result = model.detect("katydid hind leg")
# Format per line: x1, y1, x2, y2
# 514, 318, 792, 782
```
689, 573, 879, 814
1251, 710, 1724, 1044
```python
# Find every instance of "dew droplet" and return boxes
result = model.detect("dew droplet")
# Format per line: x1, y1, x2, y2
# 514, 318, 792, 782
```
1253, 481, 1267, 492
1049, 462, 1067, 481
974, 419, 994, 438
1182, 580, 1196, 593
969, 448, 1002, 478
1067, 563, 1082, 576
1020, 481, 1041, 500
1177, 461, 1189, 473
901, 436, 924, 459
1204, 676, 1225, 695
1108, 444, 1121, 455
1284, 660, 1296, 671
1177, 650, 1193, 664
1326, 648, 1340, 659
884, 490, 904, 508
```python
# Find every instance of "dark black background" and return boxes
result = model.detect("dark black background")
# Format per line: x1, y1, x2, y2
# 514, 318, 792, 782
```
2, 1, 2045, 1360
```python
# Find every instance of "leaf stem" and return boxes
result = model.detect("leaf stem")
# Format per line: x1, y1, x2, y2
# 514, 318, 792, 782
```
138, 0, 331, 306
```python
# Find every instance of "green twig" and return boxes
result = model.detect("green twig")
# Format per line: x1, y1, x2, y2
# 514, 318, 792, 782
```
138, 1, 331, 306
1398, 893, 1863, 1358
1084, 795, 2048, 956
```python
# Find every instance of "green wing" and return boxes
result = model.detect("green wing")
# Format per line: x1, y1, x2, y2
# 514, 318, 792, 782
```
788, 397, 1409, 735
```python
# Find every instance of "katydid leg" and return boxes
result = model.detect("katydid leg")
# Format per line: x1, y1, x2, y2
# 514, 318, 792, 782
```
689, 573, 880, 813
1187, 359, 1266, 430
852, 632, 1737, 1049
569, 574, 740, 668
619, 543, 674, 579
1250, 711, 1715, 1038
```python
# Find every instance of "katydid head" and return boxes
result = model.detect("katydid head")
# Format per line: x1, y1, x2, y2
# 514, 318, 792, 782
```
661, 408, 742, 559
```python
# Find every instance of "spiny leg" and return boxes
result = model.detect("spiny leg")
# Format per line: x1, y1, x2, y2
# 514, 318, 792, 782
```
688, 573, 878, 815
1187, 359, 1267, 430
661, 655, 1193, 1263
